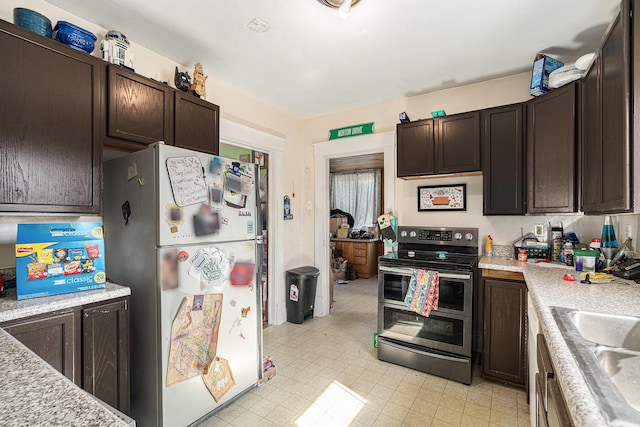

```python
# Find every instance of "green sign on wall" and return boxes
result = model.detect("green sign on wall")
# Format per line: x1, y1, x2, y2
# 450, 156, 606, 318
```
328, 122, 375, 140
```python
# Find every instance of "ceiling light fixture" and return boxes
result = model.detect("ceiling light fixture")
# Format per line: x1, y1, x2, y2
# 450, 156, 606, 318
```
317, 0, 360, 18
247, 17, 270, 33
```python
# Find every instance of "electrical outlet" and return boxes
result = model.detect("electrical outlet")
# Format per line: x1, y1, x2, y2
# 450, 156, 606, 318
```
306, 201, 312, 210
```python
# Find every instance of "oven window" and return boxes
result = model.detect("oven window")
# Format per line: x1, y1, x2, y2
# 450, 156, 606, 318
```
382, 273, 411, 302
438, 278, 465, 312
383, 306, 464, 347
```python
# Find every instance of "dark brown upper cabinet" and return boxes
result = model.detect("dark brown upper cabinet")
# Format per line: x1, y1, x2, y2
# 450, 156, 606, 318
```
527, 83, 577, 214
482, 104, 525, 215
105, 65, 174, 150
0, 19, 102, 214
397, 119, 436, 176
397, 112, 480, 178
174, 91, 220, 155
436, 111, 481, 174
582, 7, 631, 214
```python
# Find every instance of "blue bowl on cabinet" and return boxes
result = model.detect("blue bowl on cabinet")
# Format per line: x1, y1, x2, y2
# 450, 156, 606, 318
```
53, 21, 97, 53
13, 8, 53, 38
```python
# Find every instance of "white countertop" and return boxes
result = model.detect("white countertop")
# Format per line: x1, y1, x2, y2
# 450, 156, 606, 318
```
480, 256, 640, 426
0, 282, 131, 323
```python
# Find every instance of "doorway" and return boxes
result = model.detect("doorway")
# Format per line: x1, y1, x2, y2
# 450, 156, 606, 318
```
313, 131, 396, 318
219, 143, 270, 327
220, 118, 285, 326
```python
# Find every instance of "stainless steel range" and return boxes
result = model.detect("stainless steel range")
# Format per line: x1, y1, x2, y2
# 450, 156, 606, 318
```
377, 226, 479, 385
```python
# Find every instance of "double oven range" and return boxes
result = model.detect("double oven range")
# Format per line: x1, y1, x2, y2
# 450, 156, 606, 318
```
377, 226, 479, 385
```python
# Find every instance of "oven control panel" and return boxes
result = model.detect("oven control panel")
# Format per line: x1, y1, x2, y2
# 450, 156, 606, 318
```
398, 226, 479, 247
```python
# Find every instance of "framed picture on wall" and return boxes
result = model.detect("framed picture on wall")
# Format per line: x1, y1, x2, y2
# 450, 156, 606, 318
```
239, 154, 251, 163
418, 184, 467, 211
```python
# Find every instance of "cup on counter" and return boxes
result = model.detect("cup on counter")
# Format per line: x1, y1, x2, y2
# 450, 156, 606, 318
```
575, 256, 583, 272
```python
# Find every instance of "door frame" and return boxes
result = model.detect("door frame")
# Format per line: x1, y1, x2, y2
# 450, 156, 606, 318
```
220, 118, 285, 325
313, 131, 396, 317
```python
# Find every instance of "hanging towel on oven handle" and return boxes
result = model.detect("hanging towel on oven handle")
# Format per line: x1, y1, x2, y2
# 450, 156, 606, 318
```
403, 269, 439, 317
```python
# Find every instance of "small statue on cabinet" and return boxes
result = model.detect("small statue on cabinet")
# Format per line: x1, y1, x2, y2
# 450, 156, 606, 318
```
190, 62, 208, 99
174, 67, 191, 92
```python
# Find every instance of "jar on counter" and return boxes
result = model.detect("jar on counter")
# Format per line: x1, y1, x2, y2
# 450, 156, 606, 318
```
589, 238, 601, 251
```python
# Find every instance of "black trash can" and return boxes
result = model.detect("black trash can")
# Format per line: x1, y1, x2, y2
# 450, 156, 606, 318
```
286, 266, 320, 324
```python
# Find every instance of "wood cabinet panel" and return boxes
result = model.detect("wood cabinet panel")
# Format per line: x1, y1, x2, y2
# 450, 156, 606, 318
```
174, 91, 220, 154
527, 83, 577, 213
482, 104, 525, 215
3, 311, 81, 386
0, 20, 101, 213
483, 277, 527, 386
582, 8, 631, 213
436, 111, 481, 173
330, 240, 378, 278
397, 120, 435, 177
82, 299, 130, 414
107, 65, 173, 147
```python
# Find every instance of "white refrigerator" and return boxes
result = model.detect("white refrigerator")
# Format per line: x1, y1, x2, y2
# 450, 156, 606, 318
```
103, 143, 263, 426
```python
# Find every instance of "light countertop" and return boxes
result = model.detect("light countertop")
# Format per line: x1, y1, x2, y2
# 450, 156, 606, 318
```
0, 328, 130, 426
0, 282, 131, 323
480, 256, 640, 426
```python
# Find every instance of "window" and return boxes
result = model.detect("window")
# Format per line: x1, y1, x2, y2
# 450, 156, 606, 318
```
330, 169, 381, 230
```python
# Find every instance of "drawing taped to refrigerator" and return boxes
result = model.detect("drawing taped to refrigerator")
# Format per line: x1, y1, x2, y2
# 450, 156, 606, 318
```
103, 143, 263, 426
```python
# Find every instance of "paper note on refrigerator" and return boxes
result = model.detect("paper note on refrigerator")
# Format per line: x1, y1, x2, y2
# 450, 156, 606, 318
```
166, 294, 223, 386
202, 357, 236, 402
166, 156, 208, 206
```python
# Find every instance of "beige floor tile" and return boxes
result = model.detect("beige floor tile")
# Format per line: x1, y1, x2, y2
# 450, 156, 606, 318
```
265, 405, 296, 426
248, 398, 278, 417
489, 408, 519, 427
402, 410, 434, 427
388, 390, 417, 408
435, 405, 464, 426
411, 399, 439, 417
373, 414, 404, 427
466, 391, 492, 408
463, 401, 491, 421
381, 401, 411, 421
354, 407, 382, 426
459, 414, 490, 427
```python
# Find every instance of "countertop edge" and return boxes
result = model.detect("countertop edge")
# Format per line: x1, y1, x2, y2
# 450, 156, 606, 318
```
330, 238, 380, 243
0, 283, 131, 324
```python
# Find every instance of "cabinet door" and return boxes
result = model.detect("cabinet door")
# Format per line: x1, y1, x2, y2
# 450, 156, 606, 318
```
483, 278, 527, 385
107, 65, 173, 148
397, 120, 435, 177
0, 21, 102, 213
527, 83, 577, 213
436, 111, 481, 173
599, 10, 631, 212
482, 104, 525, 215
581, 55, 602, 212
3, 311, 80, 385
82, 298, 130, 414
174, 92, 220, 154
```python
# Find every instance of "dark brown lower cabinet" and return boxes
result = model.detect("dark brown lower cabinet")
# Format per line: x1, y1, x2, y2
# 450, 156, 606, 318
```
82, 299, 130, 414
482, 270, 527, 387
3, 310, 81, 386
536, 334, 573, 427
0, 297, 129, 414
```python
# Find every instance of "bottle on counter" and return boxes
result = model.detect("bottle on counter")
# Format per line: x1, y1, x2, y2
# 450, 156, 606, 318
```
485, 235, 494, 256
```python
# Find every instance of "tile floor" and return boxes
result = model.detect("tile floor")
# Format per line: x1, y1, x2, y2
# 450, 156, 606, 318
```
199, 276, 530, 427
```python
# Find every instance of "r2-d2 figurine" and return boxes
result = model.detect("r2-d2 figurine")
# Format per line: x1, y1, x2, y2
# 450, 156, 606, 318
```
101, 30, 134, 70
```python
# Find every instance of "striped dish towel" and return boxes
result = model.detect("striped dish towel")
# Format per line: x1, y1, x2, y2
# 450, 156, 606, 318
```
403, 269, 439, 317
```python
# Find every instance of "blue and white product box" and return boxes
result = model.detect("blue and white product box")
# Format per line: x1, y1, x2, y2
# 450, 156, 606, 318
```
15, 222, 106, 300
530, 54, 564, 97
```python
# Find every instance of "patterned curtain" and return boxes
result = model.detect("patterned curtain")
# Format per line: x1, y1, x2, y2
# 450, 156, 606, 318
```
330, 169, 381, 230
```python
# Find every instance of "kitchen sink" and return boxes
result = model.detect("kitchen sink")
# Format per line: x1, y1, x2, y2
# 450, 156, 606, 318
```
552, 307, 640, 426
567, 310, 640, 352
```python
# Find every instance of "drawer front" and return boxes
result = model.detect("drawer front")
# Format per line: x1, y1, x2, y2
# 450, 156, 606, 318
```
354, 248, 367, 257
355, 264, 369, 274
354, 256, 368, 266
354, 242, 368, 250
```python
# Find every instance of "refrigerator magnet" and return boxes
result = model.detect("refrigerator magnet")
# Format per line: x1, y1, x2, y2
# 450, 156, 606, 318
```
165, 204, 185, 225
230, 262, 255, 286
241, 307, 251, 318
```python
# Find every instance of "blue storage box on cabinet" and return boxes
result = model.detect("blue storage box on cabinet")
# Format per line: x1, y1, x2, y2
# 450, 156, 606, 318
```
53, 21, 97, 53
530, 54, 564, 96
15, 222, 106, 300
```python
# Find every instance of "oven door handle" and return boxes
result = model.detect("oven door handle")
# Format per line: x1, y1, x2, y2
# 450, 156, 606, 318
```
380, 266, 471, 281
379, 266, 414, 276
439, 273, 472, 280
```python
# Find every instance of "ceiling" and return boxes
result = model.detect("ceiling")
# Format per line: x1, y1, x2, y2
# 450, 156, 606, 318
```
45, 0, 619, 118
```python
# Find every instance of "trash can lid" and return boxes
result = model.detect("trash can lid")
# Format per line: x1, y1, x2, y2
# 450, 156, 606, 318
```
286, 266, 320, 277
